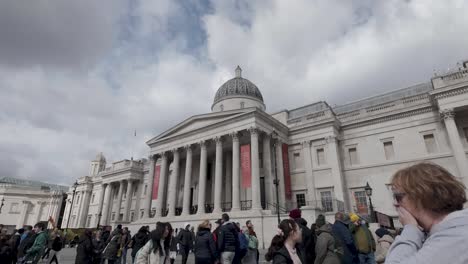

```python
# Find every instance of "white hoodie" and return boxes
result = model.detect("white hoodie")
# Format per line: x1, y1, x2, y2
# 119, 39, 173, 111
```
386, 208, 468, 264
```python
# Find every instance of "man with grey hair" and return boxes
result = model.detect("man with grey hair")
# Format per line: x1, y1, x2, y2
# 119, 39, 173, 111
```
332, 212, 359, 264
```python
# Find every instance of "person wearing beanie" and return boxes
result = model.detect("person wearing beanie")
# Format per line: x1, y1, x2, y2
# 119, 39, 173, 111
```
289, 209, 316, 263
177, 223, 193, 264
351, 217, 376, 264
315, 214, 340, 264
332, 212, 359, 264
374, 228, 394, 264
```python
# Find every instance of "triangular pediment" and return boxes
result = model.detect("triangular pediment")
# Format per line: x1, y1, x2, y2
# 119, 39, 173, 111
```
147, 109, 255, 144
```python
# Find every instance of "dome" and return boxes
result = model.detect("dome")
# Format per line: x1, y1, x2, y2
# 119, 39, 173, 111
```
213, 66, 264, 105
95, 152, 106, 162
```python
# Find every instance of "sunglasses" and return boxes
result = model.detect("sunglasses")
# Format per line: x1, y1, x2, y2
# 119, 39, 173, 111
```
393, 192, 406, 203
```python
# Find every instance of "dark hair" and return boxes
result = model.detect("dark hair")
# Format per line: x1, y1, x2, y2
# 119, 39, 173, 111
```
117, 224, 122, 229
24, 226, 32, 231
164, 222, 173, 250
138, 226, 146, 233
222, 213, 229, 221
150, 222, 167, 255
34, 222, 45, 230
265, 219, 298, 261
246, 220, 251, 226
18, 228, 25, 234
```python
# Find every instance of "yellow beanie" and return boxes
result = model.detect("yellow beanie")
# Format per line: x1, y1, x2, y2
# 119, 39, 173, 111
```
349, 213, 360, 223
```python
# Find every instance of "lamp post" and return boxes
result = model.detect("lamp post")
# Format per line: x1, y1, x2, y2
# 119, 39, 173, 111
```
365, 182, 375, 223
272, 131, 281, 225
96, 212, 102, 229
0, 198, 5, 214
65, 181, 79, 234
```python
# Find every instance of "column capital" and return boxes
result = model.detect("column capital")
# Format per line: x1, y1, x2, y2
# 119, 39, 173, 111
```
184, 144, 192, 152
22, 201, 32, 205
230, 132, 239, 141
249, 127, 259, 135
325, 135, 337, 143
440, 109, 455, 120
160, 152, 167, 159
214, 136, 223, 144
171, 148, 179, 154
199, 140, 206, 148
301, 140, 311, 148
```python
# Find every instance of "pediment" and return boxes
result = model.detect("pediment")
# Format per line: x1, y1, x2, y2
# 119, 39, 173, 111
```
148, 109, 254, 144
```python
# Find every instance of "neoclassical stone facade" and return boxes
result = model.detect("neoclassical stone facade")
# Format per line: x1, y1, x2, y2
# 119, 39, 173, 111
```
63, 61, 468, 247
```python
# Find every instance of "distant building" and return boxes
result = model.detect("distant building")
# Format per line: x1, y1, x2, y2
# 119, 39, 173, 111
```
65, 61, 468, 247
0, 177, 68, 233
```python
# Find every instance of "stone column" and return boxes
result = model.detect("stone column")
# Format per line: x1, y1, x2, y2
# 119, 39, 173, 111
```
262, 134, 274, 207
225, 151, 232, 205
182, 145, 193, 216
275, 140, 286, 209
155, 153, 168, 217
250, 128, 262, 210
79, 190, 92, 227
213, 137, 224, 213
123, 180, 134, 221
231, 133, 241, 211
75, 191, 83, 227
116, 181, 125, 221
197, 140, 208, 215
441, 109, 468, 185
35, 201, 45, 223
97, 184, 107, 225
167, 149, 180, 217
326, 135, 348, 210
53, 193, 63, 226
144, 156, 156, 218
101, 184, 111, 225
17, 201, 31, 228
302, 140, 316, 205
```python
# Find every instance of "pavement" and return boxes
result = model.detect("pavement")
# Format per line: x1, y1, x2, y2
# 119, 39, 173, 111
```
54, 248, 269, 263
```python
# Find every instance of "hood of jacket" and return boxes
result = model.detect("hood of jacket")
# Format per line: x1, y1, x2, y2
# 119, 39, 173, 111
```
430, 208, 468, 235
197, 228, 211, 237
378, 234, 394, 244
294, 217, 308, 227
316, 223, 333, 236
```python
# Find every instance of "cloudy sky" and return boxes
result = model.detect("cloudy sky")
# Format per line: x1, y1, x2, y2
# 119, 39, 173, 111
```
1, 0, 467, 185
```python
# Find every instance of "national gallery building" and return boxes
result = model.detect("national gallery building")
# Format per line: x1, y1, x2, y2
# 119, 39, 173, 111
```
63, 61, 468, 247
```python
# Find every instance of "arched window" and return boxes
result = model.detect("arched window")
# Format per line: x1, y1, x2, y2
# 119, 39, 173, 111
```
240, 102, 245, 109
220, 104, 224, 111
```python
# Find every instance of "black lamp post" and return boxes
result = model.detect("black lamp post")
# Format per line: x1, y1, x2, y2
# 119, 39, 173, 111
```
0, 198, 5, 214
97, 212, 102, 229
65, 181, 79, 235
272, 131, 281, 225
365, 182, 375, 223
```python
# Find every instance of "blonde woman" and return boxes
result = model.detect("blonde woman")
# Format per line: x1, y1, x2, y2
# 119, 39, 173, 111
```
194, 220, 218, 264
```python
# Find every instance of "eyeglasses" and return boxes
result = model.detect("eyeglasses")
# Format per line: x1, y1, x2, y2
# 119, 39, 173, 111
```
393, 192, 406, 203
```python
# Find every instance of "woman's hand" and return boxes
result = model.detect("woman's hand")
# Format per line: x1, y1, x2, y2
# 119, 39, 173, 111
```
397, 206, 418, 226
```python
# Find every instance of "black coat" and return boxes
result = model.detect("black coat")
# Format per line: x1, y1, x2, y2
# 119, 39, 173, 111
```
17, 232, 35, 258
271, 246, 304, 264
131, 231, 149, 258
294, 218, 316, 263
217, 222, 239, 253
194, 228, 218, 261
177, 229, 193, 249
332, 221, 359, 264
92, 238, 105, 259
101, 231, 110, 244
75, 235, 93, 264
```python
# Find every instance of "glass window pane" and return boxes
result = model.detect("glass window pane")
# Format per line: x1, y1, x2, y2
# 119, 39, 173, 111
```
349, 148, 358, 165
317, 148, 325, 165
320, 191, 333, 212
383, 142, 394, 160
424, 134, 437, 153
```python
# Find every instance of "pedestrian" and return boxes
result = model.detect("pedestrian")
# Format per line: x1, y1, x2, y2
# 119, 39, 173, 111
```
23, 222, 48, 264
168, 227, 178, 264
121, 227, 132, 264
8, 228, 23, 264
332, 212, 359, 264
212, 219, 222, 243
0, 234, 13, 264
218, 214, 239, 264
265, 219, 304, 264
92, 230, 105, 264
131, 226, 150, 263
314, 214, 340, 264
177, 223, 193, 264
374, 228, 393, 264
386, 163, 468, 263
194, 220, 218, 264
103, 225, 123, 264
163, 223, 173, 264
349, 214, 376, 264
17, 225, 35, 262
102, 226, 111, 245
289, 208, 316, 263
245, 220, 258, 264
242, 226, 258, 264
234, 223, 248, 264
47, 229, 63, 264
135, 222, 169, 264
76, 229, 94, 264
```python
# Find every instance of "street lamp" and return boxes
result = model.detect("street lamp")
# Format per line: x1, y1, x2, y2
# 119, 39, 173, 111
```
0, 198, 5, 214
272, 131, 281, 225
365, 182, 375, 223
65, 181, 79, 235
96, 212, 102, 229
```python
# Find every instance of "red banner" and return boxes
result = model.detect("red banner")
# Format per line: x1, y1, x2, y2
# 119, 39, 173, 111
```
152, 165, 161, 200
282, 144, 292, 199
241, 144, 251, 188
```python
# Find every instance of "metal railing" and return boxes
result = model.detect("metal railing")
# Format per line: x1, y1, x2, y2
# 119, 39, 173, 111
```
240, 200, 252, 211
222, 202, 232, 212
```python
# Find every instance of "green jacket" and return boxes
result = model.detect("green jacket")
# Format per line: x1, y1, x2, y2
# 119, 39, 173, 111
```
25, 231, 48, 263
353, 225, 376, 254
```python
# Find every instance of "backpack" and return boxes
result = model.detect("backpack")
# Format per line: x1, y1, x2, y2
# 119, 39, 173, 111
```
52, 236, 62, 252
331, 232, 345, 260
238, 233, 248, 250
247, 235, 258, 249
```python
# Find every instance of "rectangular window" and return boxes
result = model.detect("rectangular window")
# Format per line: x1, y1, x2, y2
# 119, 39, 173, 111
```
140, 210, 144, 218
133, 185, 138, 197
354, 191, 368, 214
130, 212, 135, 222
464, 127, 468, 142
383, 141, 395, 160
75, 196, 80, 205
423, 134, 437, 153
144, 185, 147, 195
320, 191, 333, 212
86, 215, 92, 227
259, 152, 263, 169
111, 213, 115, 221
296, 194, 306, 208
91, 194, 95, 204
317, 148, 325, 165
293, 152, 302, 170
348, 148, 358, 165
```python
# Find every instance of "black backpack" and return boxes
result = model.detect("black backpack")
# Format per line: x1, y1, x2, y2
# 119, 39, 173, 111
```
52, 236, 63, 251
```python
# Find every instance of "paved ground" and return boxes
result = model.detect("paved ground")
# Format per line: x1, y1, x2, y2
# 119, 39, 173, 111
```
55, 248, 269, 263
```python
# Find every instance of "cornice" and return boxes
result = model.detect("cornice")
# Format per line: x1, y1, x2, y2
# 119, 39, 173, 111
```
432, 85, 468, 100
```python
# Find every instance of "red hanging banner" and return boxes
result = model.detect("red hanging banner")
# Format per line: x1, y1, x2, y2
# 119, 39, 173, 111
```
282, 143, 292, 200
152, 165, 161, 200
241, 144, 251, 188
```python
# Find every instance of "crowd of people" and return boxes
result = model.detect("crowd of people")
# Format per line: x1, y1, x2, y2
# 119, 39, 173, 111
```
1, 162, 467, 264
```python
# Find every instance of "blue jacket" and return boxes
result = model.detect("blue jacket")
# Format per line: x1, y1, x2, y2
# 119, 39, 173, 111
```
332, 221, 359, 264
